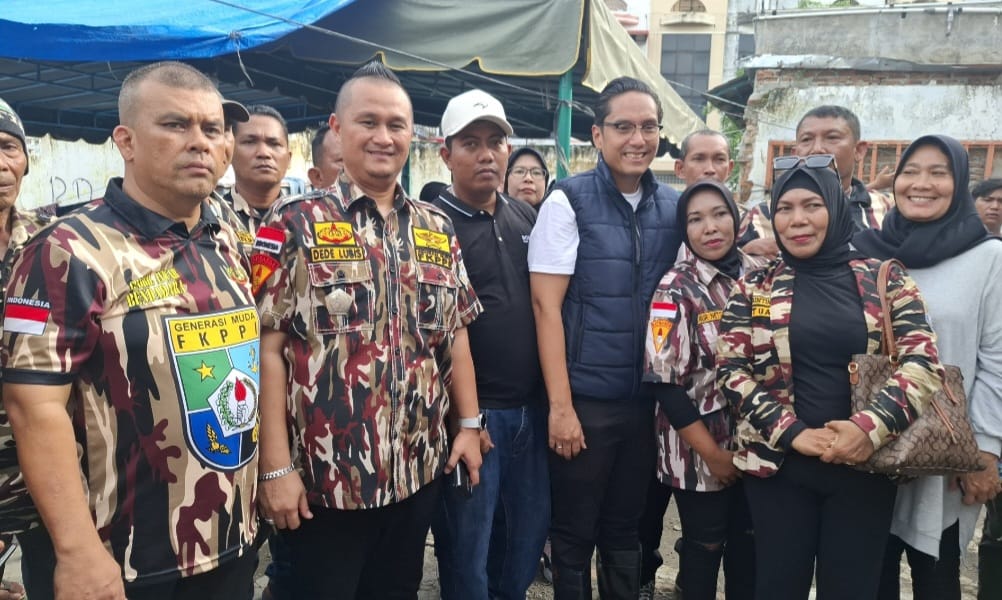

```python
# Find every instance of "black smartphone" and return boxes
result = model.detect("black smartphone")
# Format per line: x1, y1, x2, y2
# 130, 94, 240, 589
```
448, 461, 473, 499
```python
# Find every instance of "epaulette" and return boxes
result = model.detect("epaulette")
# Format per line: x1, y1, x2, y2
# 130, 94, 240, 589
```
270, 188, 331, 214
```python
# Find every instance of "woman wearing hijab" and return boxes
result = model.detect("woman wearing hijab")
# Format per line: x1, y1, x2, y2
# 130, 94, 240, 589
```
642, 180, 761, 600
716, 161, 944, 599
853, 135, 1002, 600
504, 147, 549, 209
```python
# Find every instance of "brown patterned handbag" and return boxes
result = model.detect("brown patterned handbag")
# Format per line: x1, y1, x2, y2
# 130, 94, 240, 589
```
847, 260, 983, 477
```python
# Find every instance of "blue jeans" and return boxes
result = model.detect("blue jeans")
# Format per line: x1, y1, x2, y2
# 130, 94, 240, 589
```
434, 403, 550, 600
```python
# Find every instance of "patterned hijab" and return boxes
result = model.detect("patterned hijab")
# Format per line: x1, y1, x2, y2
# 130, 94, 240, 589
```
677, 179, 741, 279
852, 134, 992, 268
770, 164, 860, 273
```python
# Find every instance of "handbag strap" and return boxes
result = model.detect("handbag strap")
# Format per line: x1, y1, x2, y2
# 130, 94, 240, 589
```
875, 259, 904, 362
876, 259, 963, 417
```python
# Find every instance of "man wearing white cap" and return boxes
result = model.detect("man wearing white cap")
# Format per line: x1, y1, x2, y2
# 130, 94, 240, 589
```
431, 90, 548, 600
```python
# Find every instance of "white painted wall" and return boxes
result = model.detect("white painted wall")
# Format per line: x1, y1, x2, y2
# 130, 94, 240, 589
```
745, 82, 1002, 204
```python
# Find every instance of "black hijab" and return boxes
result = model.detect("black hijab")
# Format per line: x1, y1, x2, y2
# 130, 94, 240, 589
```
677, 179, 742, 279
852, 134, 991, 268
771, 164, 861, 274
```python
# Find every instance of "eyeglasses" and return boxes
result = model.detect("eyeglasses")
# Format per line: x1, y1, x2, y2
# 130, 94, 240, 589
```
510, 167, 547, 179
773, 154, 838, 172
601, 121, 663, 138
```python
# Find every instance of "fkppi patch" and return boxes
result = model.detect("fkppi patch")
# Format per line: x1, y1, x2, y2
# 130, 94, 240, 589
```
413, 227, 452, 268
751, 295, 770, 318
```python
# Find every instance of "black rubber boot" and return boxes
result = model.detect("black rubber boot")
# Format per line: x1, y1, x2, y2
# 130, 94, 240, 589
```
596, 546, 642, 599
553, 565, 592, 600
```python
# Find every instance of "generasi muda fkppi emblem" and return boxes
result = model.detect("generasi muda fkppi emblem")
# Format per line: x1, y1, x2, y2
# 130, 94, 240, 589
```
165, 307, 261, 470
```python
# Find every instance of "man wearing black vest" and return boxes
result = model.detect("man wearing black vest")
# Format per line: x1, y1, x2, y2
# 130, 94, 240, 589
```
529, 77, 682, 599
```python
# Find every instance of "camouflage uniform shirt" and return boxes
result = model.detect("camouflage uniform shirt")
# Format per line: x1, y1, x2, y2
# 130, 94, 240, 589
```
2, 179, 260, 583
0, 206, 54, 534
643, 252, 763, 492
738, 180, 894, 245
252, 182, 481, 510
715, 258, 943, 477
223, 188, 270, 237
213, 191, 256, 256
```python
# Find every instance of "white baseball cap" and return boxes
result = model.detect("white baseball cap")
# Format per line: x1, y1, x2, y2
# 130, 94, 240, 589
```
440, 89, 514, 138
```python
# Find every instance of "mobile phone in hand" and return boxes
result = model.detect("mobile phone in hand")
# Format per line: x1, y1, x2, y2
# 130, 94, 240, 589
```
0, 541, 16, 568
448, 461, 473, 499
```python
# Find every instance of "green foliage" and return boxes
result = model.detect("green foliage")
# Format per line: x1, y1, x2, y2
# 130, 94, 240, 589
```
719, 111, 744, 189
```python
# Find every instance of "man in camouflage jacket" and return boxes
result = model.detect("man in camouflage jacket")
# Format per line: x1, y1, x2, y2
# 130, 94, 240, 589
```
2, 63, 261, 600
0, 97, 55, 600
253, 62, 484, 599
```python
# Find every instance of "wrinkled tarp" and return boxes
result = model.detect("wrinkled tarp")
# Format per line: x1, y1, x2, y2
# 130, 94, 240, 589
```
283, 0, 704, 142
0, 0, 354, 60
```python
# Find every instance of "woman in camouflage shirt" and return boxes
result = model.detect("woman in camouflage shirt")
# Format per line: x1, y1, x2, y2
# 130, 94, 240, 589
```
643, 179, 761, 599
716, 162, 943, 600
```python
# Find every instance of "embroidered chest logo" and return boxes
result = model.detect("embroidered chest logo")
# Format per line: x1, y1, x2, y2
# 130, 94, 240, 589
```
165, 307, 260, 471
235, 230, 255, 246
649, 301, 677, 353
751, 295, 770, 318
226, 265, 249, 285
413, 227, 452, 268
310, 221, 364, 262
126, 268, 187, 309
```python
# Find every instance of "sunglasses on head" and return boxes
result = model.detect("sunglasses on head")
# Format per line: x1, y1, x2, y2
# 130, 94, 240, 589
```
773, 154, 838, 174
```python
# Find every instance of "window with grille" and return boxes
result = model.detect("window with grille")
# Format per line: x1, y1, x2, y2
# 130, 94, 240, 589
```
661, 34, 712, 115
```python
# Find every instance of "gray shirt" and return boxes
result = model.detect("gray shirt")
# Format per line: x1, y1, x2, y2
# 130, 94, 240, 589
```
890, 240, 1002, 557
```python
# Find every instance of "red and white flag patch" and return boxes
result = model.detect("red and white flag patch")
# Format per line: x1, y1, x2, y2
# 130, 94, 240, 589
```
3, 298, 51, 335
253, 226, 285, 254
650, 301, 678, 320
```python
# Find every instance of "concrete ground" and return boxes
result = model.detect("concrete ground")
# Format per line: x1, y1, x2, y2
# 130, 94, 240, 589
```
0, 504, 980, 598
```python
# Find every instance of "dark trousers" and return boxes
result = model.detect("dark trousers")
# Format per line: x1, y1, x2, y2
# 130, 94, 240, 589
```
282, 478, 443, 600
124, 551, 257, 600
877, 521, 961, 600
980, 492, 1002, 600
674, 483, 755, 600
637, 475, 672, 584
549, 397, 655, 578
743, 453, 896, 600
17, 524, 57, 600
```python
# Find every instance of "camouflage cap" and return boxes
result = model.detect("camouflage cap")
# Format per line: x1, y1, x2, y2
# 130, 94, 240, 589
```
0, 98, 27, 173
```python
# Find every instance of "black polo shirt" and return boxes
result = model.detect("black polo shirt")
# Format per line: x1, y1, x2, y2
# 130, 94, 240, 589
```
433, 190, 543, 409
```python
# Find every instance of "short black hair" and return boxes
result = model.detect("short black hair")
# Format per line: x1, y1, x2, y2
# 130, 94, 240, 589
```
972, 178, 1002, 199
119, 61, 217, 126
312, 125, 332, 167
594, 77, 663, 126
796, 105, 861, 142
419, 181, 448, 203
234, 104, 288, 140
679, 129, 728, 159
335, 60, 406, 115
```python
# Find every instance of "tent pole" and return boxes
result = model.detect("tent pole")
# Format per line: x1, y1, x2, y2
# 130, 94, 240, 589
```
556, 69, 573, 180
